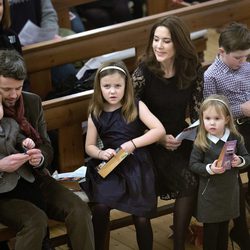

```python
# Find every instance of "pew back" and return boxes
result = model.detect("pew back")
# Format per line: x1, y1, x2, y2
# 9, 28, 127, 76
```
23, 0, 250, 99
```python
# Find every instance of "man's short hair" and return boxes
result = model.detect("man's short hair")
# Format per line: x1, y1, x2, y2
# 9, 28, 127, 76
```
219, 22, 250, 53
0, 50, 27, 80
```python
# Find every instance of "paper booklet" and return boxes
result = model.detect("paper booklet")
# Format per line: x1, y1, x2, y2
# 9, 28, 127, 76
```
52, 166, 87, 182
96, 148, 129, 178
217, 140, 237, 170
176, 120, 199, 141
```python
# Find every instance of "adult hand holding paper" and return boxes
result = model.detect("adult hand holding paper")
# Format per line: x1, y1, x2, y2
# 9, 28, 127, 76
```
18, 20, 57, 45
176, 120, 199, 141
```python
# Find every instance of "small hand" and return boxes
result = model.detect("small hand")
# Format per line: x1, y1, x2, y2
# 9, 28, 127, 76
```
22, 138, 35, 151
99, 148, 116, 161
211, 160, 226, 174
231, 154, 241, 168
120, 141, 135, 154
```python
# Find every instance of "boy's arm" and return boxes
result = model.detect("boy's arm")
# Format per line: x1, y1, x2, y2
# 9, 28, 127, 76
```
203, 73, 217, 99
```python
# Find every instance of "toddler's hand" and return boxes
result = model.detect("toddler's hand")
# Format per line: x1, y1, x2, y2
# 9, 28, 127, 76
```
231, 154, 242, 168
22, 138, 35, 151
211, 160, 226, 174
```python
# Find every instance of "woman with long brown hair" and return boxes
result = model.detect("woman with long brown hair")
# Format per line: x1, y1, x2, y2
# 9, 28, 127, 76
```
132, 15, 204, 250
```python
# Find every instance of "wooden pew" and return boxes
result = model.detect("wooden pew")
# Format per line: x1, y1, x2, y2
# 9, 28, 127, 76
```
23, 0, 250, 99
52, 0, 96, 29
52, 0, 184, 28
0, 89, 174, 248
0, 91, 93, 247
43, 90, 93, 172
147, 0, 188, 15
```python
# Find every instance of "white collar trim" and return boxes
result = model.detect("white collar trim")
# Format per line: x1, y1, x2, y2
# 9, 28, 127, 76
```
207, 128, 230, 143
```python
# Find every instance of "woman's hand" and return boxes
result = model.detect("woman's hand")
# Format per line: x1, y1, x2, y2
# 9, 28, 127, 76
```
158, 134, 182, 151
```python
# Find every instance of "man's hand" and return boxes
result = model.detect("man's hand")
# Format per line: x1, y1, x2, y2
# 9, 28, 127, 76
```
0, 154, 30, 173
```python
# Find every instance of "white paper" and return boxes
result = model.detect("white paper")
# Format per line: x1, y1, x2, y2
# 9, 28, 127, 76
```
18, 20, 56, 45
176, 120, 199, 141
190, 29, 208, 40
76, 48, 136, 80
52, 166, 87, 180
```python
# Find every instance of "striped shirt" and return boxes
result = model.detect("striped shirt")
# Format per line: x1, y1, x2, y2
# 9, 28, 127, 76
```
204, 56, 250, 118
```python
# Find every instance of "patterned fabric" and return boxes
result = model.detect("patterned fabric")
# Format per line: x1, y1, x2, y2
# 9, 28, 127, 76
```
204, 56, 250, 118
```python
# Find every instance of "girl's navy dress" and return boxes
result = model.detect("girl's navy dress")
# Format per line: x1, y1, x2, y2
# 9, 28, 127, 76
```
81, 106, 157, 217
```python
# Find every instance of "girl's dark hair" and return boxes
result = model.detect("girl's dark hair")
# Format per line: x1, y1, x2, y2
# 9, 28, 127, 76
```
144, 15, 199, 89
219, 22, 250, 53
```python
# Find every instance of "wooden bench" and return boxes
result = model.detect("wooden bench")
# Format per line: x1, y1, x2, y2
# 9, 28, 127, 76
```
52, 0, 185, 29
0, 91, 93, 248
52, 0, 96, 29
0, 89, 173, 248
22, 0, 250, 99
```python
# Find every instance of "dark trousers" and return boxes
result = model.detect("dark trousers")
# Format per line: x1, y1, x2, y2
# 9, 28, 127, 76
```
0, 176, 94, 250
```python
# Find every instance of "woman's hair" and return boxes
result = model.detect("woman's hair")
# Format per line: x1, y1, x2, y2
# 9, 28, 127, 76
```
219, 22, 250, 53
195, 94, 243, 151
144, 15, 199, 89
1, 0, 11, 29
89, 61, 137, 123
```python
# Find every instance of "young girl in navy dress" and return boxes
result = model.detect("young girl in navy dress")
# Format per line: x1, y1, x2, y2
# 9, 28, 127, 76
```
81, 61, 165, 250
189, 94, 250, 250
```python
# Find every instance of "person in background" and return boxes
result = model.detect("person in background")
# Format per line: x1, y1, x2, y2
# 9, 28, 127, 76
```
0, 0, 31, 94
203, 22, 250, 250
0, 0, 21, 53
81, 61, 165, 250
8, 0, 80, 91
190, 94, 250, 250
0, 49, 94, 250
132, 15, 204, 250
75, 0, 132, 29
